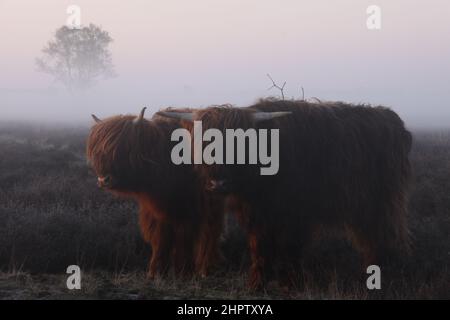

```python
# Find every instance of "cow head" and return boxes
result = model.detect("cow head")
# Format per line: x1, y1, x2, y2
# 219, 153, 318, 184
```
157, 106, 290, 195
87, 107, 166, 194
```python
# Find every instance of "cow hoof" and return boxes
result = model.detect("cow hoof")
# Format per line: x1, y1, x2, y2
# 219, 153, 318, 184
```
146, 271, 157, 280
248, 275, 265, 292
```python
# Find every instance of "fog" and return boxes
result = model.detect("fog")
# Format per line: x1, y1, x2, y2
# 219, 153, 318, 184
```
1, 0, 449, 128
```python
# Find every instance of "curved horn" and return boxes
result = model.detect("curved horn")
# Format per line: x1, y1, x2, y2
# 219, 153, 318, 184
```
251, 111, 292, 122
91, 114, 102, 123
137, 107, 147, 122
156, 111, 194, 121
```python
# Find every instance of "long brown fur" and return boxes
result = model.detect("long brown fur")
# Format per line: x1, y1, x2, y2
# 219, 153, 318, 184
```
182, 98, 412, 289
86, 110, 224, 278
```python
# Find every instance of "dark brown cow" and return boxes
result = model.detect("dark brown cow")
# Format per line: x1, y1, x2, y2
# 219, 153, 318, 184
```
86, 108, 224, 278
160, 98, 412, 289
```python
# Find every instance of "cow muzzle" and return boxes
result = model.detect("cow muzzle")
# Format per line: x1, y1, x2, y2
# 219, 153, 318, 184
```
206, 179, 231, 193
97, 175, 113, 188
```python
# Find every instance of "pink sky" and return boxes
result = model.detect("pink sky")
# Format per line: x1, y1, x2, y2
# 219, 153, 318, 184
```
1, 0, 449, 127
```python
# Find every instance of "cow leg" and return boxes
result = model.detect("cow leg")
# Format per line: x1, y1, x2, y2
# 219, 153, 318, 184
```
345, 224, 378, 270
147, 221, 174, 279
276, 240, 306, 288
138, 200, 175, 279
346, 203, 410, 273
172, 222, 196, 276
195, 216, 225, 277
247, 227, 274, 290
274, 222, 312, 288
138, 207, 164, 278
194, 195, 225, 277
231, 199, 273, 290
195, 228, 216, 277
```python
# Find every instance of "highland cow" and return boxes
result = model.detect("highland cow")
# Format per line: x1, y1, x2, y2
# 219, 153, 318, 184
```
159, 99, 412, 289
86, 108, 224, 278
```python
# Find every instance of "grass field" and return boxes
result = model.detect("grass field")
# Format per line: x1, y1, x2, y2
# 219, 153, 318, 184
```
0, 122, 449, 299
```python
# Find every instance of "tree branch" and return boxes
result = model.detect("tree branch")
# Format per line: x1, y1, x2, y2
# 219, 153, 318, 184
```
266, 74, 286, 100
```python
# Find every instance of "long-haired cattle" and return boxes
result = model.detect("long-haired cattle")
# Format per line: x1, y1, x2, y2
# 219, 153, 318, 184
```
86, 108, 224, 278
160, 99, 412, 289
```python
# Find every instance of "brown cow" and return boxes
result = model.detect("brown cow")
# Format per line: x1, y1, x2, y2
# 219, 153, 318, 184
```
159, 98, 412, 289
86, 108, 224, 278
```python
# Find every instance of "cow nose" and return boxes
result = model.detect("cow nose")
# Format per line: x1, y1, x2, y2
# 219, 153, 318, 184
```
97, 175, 111, 188
206, 179, 230, 193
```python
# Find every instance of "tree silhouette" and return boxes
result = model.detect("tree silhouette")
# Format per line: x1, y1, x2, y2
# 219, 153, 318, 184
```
36, 24, 116, 90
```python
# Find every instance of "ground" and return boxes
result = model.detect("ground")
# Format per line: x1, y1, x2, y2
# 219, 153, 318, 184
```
0, 123, 449, 299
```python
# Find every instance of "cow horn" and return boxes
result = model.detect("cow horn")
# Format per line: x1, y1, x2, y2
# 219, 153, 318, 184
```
156, 111, 194, 121
251, 111, 292, 122
91, 114, 102, 123
136, 107, 147, 123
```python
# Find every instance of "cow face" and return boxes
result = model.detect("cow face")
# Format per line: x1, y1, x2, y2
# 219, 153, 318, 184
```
200, 160, 255, 195
157, 106, 290, 196
87, 108, 165, 194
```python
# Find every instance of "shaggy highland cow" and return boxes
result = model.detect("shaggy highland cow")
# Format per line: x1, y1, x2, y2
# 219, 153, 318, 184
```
86, 108, 224, 278
160, 99, 412, 289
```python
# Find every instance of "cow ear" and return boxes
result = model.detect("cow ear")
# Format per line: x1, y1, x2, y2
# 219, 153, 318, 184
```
91, 114, 102, 123
251, 111, 292, 122
156, 111, 194, 121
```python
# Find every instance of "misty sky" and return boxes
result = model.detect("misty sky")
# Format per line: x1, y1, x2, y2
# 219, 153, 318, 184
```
1, 0, 449, 128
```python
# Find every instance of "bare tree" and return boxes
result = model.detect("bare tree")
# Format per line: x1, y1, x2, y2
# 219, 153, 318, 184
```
36, 24, 115, 91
